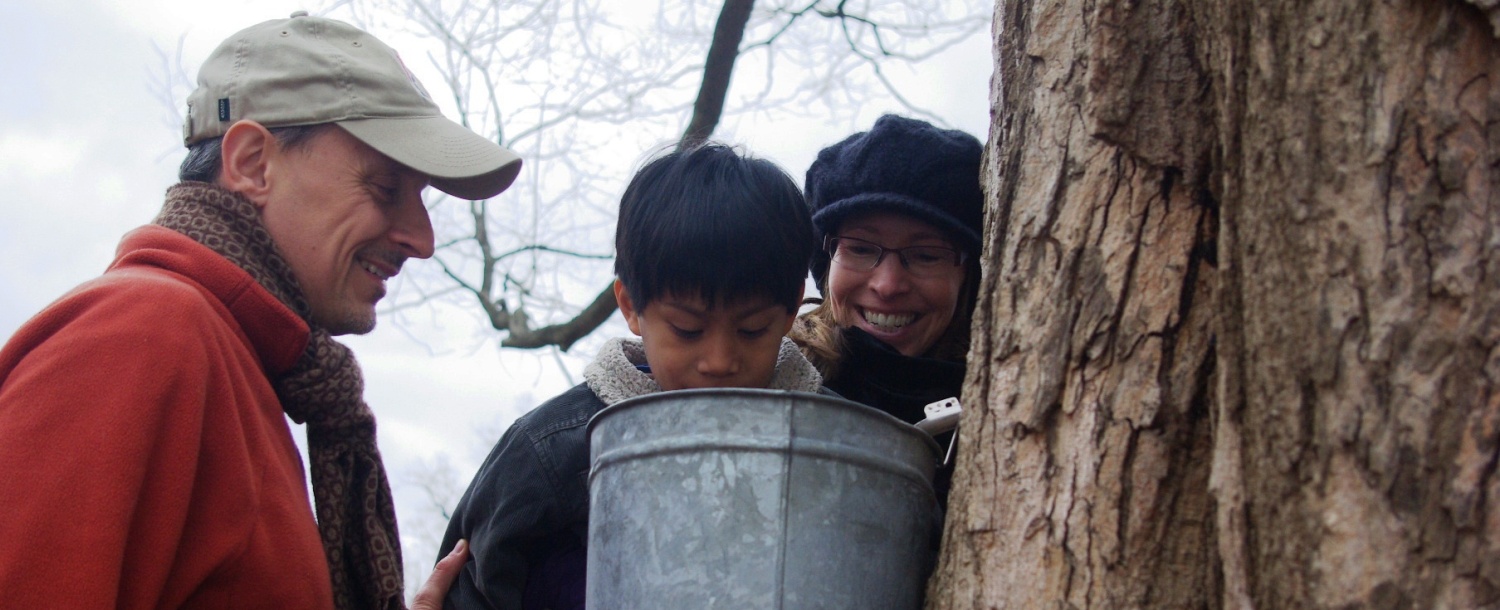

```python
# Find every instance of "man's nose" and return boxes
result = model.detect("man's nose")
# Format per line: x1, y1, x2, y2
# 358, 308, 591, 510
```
391, 192, 435, 259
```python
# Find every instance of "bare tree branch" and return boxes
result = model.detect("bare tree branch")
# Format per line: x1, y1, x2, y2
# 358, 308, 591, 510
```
493, 244, 613, 262
681, 0, 756, 148
501, 283, 620, 350
340, 0, 989, 354
491, 0, 769, 350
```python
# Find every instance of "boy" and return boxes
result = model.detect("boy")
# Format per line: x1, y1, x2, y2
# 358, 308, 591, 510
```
437, 143, 823, 610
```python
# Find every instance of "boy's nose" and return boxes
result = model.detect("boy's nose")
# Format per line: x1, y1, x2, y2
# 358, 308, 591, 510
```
697, 336, 740, 378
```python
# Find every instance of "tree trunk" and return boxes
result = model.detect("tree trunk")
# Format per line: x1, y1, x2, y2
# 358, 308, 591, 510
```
930, 1, 1500, 608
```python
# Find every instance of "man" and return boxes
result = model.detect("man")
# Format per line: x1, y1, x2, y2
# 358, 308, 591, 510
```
0, 12, 520, 610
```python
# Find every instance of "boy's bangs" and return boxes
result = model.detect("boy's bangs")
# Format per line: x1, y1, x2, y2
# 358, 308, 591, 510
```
616, 144, 814, 313
639, 230, 806, 310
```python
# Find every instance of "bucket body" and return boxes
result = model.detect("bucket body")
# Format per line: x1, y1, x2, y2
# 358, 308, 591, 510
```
586, 388, 939, 610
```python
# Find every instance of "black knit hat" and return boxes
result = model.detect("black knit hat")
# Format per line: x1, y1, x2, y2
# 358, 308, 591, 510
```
805, 114, 984, 288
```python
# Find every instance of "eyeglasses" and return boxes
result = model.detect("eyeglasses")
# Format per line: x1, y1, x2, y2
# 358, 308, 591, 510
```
825, 236, 965, 277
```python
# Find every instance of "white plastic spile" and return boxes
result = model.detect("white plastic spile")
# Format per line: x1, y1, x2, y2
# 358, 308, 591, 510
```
915, 397, 961, 436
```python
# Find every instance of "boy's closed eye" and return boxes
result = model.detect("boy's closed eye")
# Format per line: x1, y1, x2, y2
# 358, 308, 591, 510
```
738, 325, 770, 339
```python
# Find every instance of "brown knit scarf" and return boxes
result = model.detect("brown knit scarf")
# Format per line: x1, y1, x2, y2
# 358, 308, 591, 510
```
154, 182, 405, 610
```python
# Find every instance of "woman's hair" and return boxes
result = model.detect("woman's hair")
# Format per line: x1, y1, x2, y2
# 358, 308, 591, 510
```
788, 300, 846, 379
614, 142, 814, 313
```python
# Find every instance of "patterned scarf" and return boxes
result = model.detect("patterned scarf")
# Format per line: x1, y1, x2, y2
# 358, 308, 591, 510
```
154, 182, 405, 610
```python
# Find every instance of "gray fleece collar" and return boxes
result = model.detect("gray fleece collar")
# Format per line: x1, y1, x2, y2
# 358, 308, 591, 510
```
583, 337, 823, 406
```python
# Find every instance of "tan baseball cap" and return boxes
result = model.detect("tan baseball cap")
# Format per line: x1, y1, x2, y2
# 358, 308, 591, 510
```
184, 12, 522, 200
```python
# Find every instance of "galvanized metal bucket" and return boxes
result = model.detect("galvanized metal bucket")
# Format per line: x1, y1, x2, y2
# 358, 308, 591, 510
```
586, 388, 940, 610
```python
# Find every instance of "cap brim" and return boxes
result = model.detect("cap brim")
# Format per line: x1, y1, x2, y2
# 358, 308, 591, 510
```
337, 117, 522, 200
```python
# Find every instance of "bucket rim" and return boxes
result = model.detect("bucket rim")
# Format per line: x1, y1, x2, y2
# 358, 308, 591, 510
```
585, 387, 942, 455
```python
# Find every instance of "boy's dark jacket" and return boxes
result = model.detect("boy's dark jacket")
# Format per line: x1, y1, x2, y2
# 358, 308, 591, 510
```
438, 337, 824, 610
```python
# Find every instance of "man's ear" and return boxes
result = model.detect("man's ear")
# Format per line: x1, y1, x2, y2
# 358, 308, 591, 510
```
218, 120, 277, 204
614, 279, 644, 337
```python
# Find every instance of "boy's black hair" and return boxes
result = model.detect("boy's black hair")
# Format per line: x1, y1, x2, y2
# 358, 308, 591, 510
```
615, 143, 813, 312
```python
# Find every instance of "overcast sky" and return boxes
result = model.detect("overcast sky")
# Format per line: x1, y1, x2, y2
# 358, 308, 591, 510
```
1, 0, 994, 584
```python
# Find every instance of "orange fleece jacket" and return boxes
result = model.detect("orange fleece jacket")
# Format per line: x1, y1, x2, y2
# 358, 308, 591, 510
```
0, 226, 335, 609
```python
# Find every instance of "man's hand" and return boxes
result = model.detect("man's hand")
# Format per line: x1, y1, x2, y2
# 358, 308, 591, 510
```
411, 539, 468, 610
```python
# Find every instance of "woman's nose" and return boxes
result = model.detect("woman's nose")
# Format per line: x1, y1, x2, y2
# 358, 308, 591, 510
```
866, 253, 912, 297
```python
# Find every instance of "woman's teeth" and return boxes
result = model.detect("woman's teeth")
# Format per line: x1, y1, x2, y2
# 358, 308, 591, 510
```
863, 310, 915, 330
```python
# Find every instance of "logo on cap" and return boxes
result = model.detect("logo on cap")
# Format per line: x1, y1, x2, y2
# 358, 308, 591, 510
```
388, 49, 432, 103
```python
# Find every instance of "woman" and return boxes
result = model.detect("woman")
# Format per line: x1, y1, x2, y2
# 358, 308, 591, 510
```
791, 114, 983, 503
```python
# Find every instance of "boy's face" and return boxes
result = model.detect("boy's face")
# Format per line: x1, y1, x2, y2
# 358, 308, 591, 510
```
614, 280, 799, 391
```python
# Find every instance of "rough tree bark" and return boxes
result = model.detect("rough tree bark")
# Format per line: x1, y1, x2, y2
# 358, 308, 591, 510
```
930, 0, 1499, 608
